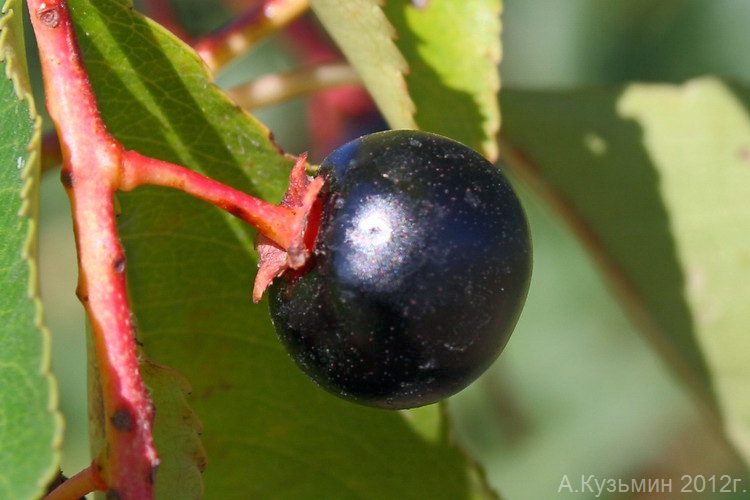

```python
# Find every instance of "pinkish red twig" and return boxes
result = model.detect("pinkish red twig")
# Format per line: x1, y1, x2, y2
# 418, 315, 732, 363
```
29, 0, 321, 497
193, 0, 309, 71
43, 462, 107, 500
224, 61, 360, 110
28, 1, 158, 497
120, 150, 323, 288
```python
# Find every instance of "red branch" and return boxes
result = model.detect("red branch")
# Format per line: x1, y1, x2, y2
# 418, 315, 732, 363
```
28, 0, 158, 497
121, 151, 298, 249
43, 462, 107, 500
193, 0, 310, 71
28, 1, 323, 497
143, 0, 305, 67
120, 151, 324, 297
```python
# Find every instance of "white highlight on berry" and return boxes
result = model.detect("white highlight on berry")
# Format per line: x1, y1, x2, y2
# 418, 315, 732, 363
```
343, 195, 417, 290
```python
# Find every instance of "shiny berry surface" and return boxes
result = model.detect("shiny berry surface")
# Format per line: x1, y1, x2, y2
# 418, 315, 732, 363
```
269, 130, 532, 409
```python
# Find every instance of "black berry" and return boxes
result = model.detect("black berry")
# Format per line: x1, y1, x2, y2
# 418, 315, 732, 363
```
269, 130, 532, 409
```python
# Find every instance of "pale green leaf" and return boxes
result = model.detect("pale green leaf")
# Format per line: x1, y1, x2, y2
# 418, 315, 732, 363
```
0, 1, 62, 498
383, 0, 502, 160
618, 78, 750, 461
502, 77, 750, 465
310, 0, 417, 130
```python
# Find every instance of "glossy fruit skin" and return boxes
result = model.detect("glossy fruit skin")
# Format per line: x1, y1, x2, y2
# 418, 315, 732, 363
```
269, 130, 532, 409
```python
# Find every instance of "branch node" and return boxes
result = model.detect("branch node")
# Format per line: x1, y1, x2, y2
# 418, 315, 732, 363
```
36, 2, 62, 29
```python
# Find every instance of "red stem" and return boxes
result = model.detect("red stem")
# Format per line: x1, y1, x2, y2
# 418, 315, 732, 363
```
29, 2, 323, 496
121, 150, 300, 249
28, 0, 157, 497
43, 462, 107, 500
194, 0, 309, 71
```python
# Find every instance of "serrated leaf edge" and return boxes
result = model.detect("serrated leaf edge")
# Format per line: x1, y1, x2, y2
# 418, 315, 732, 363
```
311, 0, 418, 130
1, 0, 64, 494
486, 0, 502, 161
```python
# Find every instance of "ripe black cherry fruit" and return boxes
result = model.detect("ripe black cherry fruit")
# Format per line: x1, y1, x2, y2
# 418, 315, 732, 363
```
268, 130, 532, 409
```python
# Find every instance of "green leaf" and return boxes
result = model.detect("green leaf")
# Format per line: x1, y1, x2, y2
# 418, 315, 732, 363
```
383, 0, 502, 160
618, 79, 750, 463
310, 0, 417, 130
70, 0, 494, 497
141, 360, 206, 499
310, 1, 502, 160
501, 77, 750, 466
0, 1, 62, 498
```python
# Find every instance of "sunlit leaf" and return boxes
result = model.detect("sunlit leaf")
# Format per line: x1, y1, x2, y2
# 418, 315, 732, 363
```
310, 0, 417, 130
502, 77, 750, 466
383, 0, 502, 160
618, 79, 750, 464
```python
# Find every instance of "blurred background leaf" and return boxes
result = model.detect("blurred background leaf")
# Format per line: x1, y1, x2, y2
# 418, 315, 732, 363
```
502, 83, 718, 413
494, 78, 750, 498
618, 78, 750, 465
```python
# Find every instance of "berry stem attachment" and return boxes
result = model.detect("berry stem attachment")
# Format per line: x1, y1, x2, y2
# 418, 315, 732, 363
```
119, 150, 324, 303
121, 150, 303, 251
